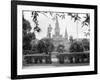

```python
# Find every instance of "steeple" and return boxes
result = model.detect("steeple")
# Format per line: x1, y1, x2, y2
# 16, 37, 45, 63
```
55, 15, 60, 36
65, 28, 68, 40
52, 15, 62, 39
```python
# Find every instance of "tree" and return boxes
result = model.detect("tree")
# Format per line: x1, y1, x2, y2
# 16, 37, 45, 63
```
57, 44, 65, 53
37, 38, 54, 54
82, 39, 90, 51
69, 41, 84, 52
23, 16, 36, 50
69, 36, 74, 43
31, 39, 39, 52
37, 40, 46, 53
23, 16, 32, 35
23, 32, 36, 50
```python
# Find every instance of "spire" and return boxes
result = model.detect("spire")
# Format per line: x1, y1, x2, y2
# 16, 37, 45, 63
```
55, 15, 60, 36
65, 28, 68, 40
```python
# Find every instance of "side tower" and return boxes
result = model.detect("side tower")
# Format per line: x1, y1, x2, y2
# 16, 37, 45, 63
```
47, 24, 52, 38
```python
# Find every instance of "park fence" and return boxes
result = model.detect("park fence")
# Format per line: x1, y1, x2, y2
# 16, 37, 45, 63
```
23, 50, 89, 66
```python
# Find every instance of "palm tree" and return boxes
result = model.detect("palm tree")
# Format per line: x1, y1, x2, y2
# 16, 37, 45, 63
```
68, 13, 81, 40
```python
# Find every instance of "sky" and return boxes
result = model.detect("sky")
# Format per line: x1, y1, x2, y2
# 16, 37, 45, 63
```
23, 11, 89, 40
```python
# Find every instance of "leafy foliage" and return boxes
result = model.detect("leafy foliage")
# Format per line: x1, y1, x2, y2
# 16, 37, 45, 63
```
68, 13, 81, 22
82, 39, 90, 51
23, 17, 32, 35
69, 36, 73, 43
57, 44, 65, 53
69, 41, 84, 52
31, 11, 65, 32
23, 35, 32, 50
31, 11, 41, 32
82, 14, 90, 27
36, 40, 46, 53
23, 16, 36, 50
68, 13, 90, 38
84, 32, 90, 38
30, 39, 39, 52
82, 14, 90, 37
37, 38, 54, 54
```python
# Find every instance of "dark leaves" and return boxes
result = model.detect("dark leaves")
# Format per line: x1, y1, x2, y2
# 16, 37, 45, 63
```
31, 11, 41, 32
57, 44, 65, 53
62, 14, 65, 19
69, 41, 84, 52
68, 13, 72, 15
73, 14, 81, 22
31, 11, 34, 16
34, 26, 41, 32
68, 13, 81, 22
84, 32, 90, 39
82, 14, 90, 27
56, 13, 65, 19
37, 38, 54, 54
32, 11, 38, 22
82, 14, 90, 37
23, 17, 32, 34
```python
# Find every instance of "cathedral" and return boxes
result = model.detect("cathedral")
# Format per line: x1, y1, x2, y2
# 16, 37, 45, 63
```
47, 16, 70, 51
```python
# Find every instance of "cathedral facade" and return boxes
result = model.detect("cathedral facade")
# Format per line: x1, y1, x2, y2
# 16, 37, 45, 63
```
47, 16, 70, 51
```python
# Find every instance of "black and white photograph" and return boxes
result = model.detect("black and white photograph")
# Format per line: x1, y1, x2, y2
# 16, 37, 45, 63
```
11, 1, 97, 79
23, 11, 90, 67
